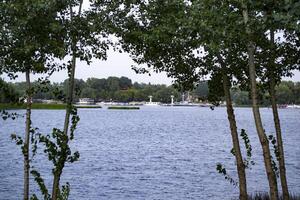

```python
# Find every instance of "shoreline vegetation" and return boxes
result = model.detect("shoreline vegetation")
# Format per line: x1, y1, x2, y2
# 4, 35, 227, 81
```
1, 103, 297, 110
245, 193, 300, 200
1, 1, 299, 200
0, 103, 102, 110
1, 78, 300, 107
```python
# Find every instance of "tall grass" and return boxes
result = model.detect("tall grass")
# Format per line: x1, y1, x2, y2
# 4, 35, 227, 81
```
246, 193, 300, 200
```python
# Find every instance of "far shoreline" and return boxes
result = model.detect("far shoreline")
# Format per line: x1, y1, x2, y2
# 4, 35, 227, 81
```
0, 103, 292, 110
0, 103, 102, 110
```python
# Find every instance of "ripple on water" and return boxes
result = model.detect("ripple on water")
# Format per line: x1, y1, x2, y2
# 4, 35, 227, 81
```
0, 107, 299, 200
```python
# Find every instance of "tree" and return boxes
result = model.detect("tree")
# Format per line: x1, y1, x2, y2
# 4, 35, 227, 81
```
119, 76, 132, 90
49, 1, 114, 198
231, 89, 251, 106
0, 79, 20, 103
105, 1, 249, 199
192, 81, 209, 101
107, 77, 120, 92
241, 1, 279, 198
238, 2, 300, 199
1, 1, 67, 199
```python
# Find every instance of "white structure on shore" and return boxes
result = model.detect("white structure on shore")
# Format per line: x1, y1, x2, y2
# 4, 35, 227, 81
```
78, 98, 95, 105
171, 95, 174, 105
145, 95, 160, 106
286, 104, 300, 109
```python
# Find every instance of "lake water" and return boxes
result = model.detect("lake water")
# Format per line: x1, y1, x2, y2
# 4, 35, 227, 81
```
0, 107, 299, 200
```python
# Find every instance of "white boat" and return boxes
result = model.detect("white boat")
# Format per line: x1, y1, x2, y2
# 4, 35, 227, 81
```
98, 102, 128, 106
286, 104, 300, 109
77, 98, 95, 105
144, 102, 160, 106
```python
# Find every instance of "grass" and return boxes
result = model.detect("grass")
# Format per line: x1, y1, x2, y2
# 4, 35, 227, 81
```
244, 193, 300, 200
0, 103, 102, 110
0, 103, 66, 110
108, 106, 140, 110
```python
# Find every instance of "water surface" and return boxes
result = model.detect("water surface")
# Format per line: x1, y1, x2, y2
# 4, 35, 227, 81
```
0, 107, 299, 200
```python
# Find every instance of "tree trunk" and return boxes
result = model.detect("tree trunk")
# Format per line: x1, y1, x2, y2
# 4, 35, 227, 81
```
222, 71, 248, 200
51, 55, 76, 200
51, 1, 83, 199
242, 5, 279, 200
217, 53, 248, 200
270, 76, 289, 200
24, 69, 32, 200
269, 30, 289, 200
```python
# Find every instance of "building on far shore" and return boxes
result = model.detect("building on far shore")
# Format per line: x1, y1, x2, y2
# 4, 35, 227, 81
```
77, 98, 95, 105
23, 98, 63, 104
40, 99, 63, 104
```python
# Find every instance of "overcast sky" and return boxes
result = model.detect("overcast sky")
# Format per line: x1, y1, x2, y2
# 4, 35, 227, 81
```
3, 49, 173, 85
2, 48, 300, 85
2, 1, 299, 85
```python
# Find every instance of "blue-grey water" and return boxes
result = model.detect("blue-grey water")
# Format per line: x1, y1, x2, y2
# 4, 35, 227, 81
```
0, 107, 299, 200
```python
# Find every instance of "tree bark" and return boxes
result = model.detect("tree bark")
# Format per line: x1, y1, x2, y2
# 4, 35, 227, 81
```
222, 71, 248, 200
270, 76, 289, 200
51, 50, 76, 200
242, 4, 279, 200
269, 30, 289, 200
24, 69, 32, 200
51, 1, 83, 199
217, 54, 248, 200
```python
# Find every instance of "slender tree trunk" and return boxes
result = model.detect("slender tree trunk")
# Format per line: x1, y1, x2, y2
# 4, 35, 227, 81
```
222, 72, 248, 200
270, 76, 289, 200
269, 30, 289, 200
51, 52, 77, 200
242, 5, 279, 200
217, 54, 248, 200
51, 1, 83, 199
24, 69, 32, 200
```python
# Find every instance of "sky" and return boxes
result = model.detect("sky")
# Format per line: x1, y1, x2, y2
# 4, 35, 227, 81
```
2, 1, 300, 85
3, 49, 174, 85
2, 48, 300, 85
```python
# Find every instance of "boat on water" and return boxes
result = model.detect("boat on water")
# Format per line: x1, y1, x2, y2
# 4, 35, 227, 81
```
173, 102, 199, 107
286, 104, 300, 109
144, 102, 160, 106
77, 98, 95, 105
97, 102, 129, 106
170, 101, 213, 107
278, 104, 300, 109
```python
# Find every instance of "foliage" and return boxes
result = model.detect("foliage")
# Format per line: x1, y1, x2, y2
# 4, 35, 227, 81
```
2, 77, 182, 103
268, 134, 280, 178
0, 103, 67, 110
0, 0, 67, 75
4, 78, 300, 105
217, 129, 255, 186
0, 79, 19, 103
30, 170, 51, 200
240, 129, 255, 169
31, 106, 80, 199
1, 0, 300, 198
216, 163, 238, 187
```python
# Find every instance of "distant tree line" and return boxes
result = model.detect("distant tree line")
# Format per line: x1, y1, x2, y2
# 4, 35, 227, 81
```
1, 77, 299, 105
1, 1, 299, 199
231, 81, 300, 106
0, 76, 181, 103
